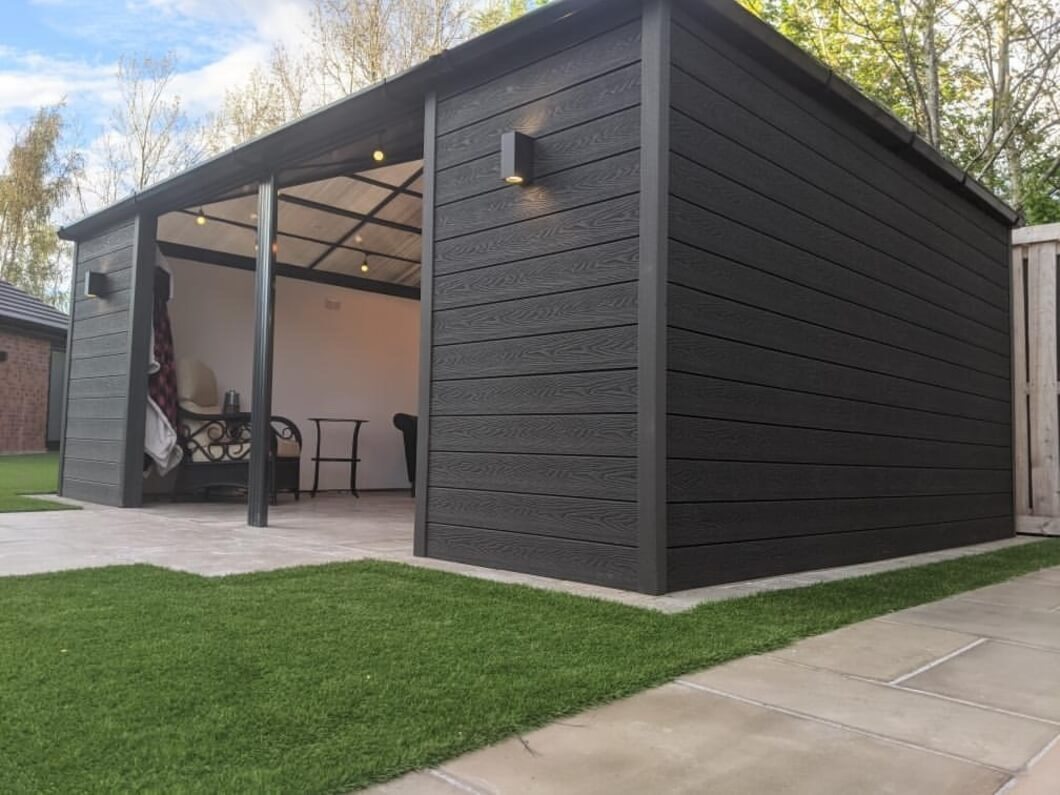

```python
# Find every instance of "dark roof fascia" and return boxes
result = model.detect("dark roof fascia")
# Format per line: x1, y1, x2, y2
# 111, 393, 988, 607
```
58, 0, 609, 243
0, 316, 68, 344
683, 0, 1020, 225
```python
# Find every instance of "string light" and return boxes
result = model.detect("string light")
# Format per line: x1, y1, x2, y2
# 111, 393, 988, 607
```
372, 149, 385, 162
195, 208, 207, 226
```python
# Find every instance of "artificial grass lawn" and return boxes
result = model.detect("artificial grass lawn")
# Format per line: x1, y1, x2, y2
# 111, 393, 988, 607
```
2, 540, 1059, 793
0, 452, 74, 512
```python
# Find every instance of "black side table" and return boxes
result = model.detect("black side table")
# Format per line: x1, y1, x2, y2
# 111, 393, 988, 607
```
308, 418, 367, 498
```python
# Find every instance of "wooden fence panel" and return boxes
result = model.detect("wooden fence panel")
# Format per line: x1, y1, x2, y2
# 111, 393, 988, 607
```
1013, 223, 1060, 535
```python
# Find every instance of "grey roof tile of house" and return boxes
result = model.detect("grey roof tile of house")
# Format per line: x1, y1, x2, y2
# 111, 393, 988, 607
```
0, 280, 69, 334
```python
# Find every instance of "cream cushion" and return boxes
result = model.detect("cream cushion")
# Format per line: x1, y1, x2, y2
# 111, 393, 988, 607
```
177, 358, 219, 412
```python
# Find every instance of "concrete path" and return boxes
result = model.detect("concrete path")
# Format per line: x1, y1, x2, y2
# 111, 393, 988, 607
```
0, 494, 1037, 611
373, 566, 1060, 794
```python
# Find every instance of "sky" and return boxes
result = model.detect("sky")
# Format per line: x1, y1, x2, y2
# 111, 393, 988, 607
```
0, 0, 317, 198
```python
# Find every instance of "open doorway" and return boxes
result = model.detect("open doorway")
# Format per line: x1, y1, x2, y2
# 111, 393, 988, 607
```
144, 157, 423, 519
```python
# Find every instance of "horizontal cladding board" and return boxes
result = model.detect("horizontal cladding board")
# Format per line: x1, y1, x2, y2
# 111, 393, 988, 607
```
437, 20, 641, 135
670, 69, 1006, 288
426, 523, 637, 589
69, 330, 127, 360
430, 451, 636, 500
63, 457, 121, 485
67, 396, 126, 420
435, 193, 639, 274
62, 438, 123, 464
670, 160, 1007, 333
668, 416, 1009, 469
67, 375, 128, 400
667, 517, 1013, 589
70, 353, 129, 380
436, 64, 642, 170
669, 240, 1008, 369
436, 109, 641, 206
77, 223, 135, 261
670, 17, 1009, 260
431, 414, 636, 456
672, 122, 1007, 303
436, 149, 640, 241
434, 282, 637, 345
72, 311, 134, 341
668, 493, 1012, 547
428, 488, 637, 544
75, 248, 132, 279
61, 477, 122, 506
433, 326, 637, 380
669, 284, 1008, 400
668, 460, 1009, 503
64, 417, 124, 441
669, 200, 1007, 356
432, 370, 637, 415
73, 290, 130, 320
669, 328, 1008, 425
433, 239, 638, 310
668, 372, 1008, 446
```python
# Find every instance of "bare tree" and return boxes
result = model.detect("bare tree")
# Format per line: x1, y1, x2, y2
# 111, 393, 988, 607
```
310, 0, 471, 98
91, 54, 204, 205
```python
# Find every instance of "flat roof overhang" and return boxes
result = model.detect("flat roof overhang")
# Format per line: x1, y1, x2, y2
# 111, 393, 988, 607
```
58, 0, 1019, 244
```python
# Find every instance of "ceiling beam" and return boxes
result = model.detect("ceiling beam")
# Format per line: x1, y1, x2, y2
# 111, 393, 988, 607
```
308, 167, 424, 270
278, 194, 422, 235
176, 209, 420, 265
346, 172, 423, 198
157, 240, 420, 301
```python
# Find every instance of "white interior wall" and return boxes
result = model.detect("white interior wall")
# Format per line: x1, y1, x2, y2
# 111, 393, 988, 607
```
167, 257, 420, 491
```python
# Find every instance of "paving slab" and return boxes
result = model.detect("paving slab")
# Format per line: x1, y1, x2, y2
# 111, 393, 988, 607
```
435, 683, 1006, 795
1024, 566, 1060, 585
682, 655, 1057, 771
771, 618, 978, 681
1005, 737, 1060, 795
369, 771, 466, 794
956, 579, 1060, 610
902, 640, 1060, 723
887, 598, 1060, 651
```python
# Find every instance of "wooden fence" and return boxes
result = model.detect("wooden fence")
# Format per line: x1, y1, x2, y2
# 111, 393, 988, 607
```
1012, 223, 1060, 536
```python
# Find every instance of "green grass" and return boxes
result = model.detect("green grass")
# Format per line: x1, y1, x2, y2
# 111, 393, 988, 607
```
2, 540, 1059, 793
0, 452, 74, 512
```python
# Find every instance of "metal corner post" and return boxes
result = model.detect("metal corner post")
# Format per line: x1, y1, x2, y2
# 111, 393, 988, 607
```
56, 241, 79, 496
121, 214, 158, 507
414, 91, 438, 557
637, 0, 671, 594
248, 174, 278, 527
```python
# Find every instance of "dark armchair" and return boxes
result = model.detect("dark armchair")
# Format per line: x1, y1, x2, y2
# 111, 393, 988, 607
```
175, 358, 302, 502
392, 413, 417, 495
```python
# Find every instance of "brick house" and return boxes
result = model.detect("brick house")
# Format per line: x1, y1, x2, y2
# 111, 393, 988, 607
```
0, 281, 68, 454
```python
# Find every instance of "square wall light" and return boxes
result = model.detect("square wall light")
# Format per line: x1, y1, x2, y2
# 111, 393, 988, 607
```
83, 270, 108, 298
501, 131, 534, 186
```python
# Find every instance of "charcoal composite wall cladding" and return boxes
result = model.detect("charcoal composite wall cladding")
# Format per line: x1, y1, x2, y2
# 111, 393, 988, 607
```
60, 222, 137, 506
422, 5, 645, 589
663, 7, 1013, 590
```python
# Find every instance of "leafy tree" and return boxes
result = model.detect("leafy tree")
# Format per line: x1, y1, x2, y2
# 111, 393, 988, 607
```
471, 0, 549, 35
741, 0, 1060, 221
0, 106, 81, 308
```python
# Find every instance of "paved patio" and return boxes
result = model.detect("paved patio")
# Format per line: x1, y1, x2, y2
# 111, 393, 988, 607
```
0, 494, 1040, 612
374, 566, 1060, 794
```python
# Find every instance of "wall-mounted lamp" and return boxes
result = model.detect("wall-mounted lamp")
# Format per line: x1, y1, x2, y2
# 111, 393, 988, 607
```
501, 131, 534, 185
84, 270, 108, 298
